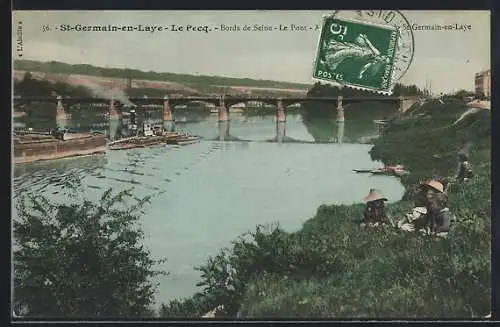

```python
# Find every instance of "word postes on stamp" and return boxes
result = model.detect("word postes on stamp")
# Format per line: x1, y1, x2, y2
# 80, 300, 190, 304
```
312, 16, 400, 94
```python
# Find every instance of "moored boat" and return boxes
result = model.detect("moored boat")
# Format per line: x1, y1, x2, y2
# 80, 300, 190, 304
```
14, 129, 107, 164
369, 164, 409, 176
165, 132, 200, 145
107, 123, 200, 150
108, 135, 167, 150
353, 169, 375, 173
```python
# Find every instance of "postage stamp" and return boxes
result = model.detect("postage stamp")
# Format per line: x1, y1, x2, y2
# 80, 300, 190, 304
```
312, 15, 400, 94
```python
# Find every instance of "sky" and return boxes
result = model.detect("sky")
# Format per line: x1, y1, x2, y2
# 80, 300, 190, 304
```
12, 10, 490, 93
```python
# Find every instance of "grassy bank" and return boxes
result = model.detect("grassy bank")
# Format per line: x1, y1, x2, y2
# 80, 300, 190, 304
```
160, 98, 491, 318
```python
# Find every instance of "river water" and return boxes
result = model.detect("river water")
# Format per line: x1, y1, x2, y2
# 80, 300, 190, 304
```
13, 108, 405, 306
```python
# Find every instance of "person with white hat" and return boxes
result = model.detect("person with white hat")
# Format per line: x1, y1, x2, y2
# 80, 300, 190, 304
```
397, 184, 428, 232
360, 189, 390, 228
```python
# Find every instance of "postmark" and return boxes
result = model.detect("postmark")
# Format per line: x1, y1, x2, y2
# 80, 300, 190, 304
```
339, 10, 415, 85
312, 10, 414, 94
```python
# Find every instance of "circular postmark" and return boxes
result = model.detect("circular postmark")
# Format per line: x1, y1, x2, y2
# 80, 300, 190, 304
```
330, 10, 415, 86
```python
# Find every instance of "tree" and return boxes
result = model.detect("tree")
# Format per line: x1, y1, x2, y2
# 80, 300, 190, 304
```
22, 71, 33, 82
13, 186, 166, 317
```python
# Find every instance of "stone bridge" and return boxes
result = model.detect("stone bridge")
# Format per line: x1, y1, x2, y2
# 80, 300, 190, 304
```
13, 95, 422, 123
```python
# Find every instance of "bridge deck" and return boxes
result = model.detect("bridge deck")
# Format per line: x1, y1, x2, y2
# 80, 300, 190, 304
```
14, 96, 412, 101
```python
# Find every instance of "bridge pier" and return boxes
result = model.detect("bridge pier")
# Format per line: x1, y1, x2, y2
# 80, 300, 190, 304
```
218, 95, 229, 122
276, 121, 286, 143
398, 96, 404, 112
55, 95, 68, 120
163, 95, 175, 131
336, 95, 345, 122
109, 97, 120, 120
276, 99, 286, 123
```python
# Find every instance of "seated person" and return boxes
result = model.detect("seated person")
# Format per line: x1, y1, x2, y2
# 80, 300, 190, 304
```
425, 182, 456, 237
455, 153, 474, 182
360, 189, 390, 227
398, 183, 431, 232
416, 180, 457, 236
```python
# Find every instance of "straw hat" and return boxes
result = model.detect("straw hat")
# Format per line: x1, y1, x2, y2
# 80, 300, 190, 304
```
363, 189, 388, 203
421, 180, 445, 193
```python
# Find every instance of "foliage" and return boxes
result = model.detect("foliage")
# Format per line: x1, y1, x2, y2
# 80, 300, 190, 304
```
14, 59, 311, 90
160, 99, 490, 318
306, 81, 424, 98
14, 72, 93, 98
370, 100, 491, 188
13, 186, 166, 317
450, 89, 477, 99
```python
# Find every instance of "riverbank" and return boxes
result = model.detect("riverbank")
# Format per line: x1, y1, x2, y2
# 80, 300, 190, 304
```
159, 99, 491, 318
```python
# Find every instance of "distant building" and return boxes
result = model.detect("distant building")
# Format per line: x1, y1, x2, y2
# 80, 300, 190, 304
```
475, 69, 491, 98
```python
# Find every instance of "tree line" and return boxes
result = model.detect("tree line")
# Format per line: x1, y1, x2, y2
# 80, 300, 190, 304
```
14, 59, 311, 90
307, 81, 425, 98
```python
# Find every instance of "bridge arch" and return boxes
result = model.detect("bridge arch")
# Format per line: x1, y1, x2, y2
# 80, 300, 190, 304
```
226, 100, 276, 109
171, 100, 216, 109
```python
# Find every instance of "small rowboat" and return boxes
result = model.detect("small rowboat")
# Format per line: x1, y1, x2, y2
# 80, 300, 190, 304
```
370, 167, 409, 176
355, 164, 409, 176
353, 169, 375, 173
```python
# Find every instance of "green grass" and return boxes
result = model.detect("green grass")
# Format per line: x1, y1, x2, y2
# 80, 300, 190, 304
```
159, 99, 490, 318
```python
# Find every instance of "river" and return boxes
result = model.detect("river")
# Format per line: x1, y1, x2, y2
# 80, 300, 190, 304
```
13, 108, 405, 306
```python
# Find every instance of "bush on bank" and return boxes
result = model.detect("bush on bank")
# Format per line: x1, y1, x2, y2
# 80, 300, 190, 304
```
13, 186, 166, 317
160, 99, 491, 317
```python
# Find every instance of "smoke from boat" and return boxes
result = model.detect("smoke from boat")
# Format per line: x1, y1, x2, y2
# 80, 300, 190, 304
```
78, 78, 136, 107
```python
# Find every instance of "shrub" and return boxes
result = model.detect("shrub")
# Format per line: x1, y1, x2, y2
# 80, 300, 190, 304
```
13, 187, 166, 317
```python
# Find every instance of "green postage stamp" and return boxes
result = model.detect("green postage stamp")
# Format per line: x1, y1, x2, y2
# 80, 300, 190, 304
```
312, 16, 399, 94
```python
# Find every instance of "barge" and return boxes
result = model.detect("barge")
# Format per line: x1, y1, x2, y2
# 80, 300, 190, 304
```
108, 135, 169, 150
108, 123, 200, 150
165, 132, 200, 145
14, 129, 107, 164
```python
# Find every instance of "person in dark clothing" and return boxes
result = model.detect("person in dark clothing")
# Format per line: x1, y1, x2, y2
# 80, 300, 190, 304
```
360, 189, 390, 228
455, 153, 474, 182
420, 180, 456, 236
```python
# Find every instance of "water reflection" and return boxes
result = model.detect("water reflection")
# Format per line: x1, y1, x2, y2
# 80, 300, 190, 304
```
337, 121, 345, 144
276, 122, 286, 143
218, 120, 230, 141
